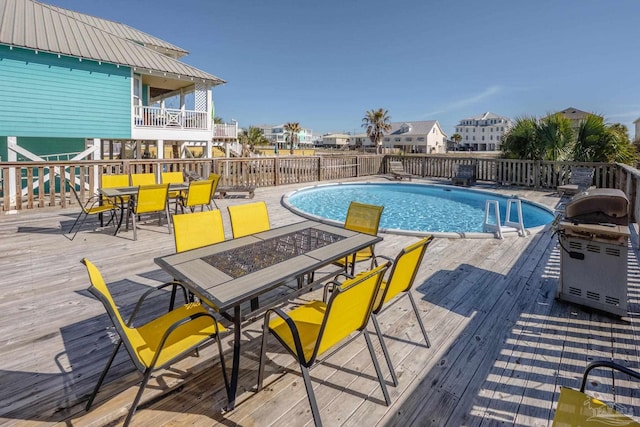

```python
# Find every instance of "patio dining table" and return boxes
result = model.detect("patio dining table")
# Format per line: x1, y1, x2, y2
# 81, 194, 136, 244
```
99, 183, 189, 234
154, 219, 383, 411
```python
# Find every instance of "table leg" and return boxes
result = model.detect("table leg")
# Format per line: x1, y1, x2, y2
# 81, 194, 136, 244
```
113, 197, 126, 236
225, 305, 242, 411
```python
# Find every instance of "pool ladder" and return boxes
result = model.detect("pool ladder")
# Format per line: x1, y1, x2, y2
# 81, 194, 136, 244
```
483, 198, 526, 239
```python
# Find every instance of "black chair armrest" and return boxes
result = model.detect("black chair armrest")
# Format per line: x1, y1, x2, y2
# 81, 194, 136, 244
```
580, 360, 640, 392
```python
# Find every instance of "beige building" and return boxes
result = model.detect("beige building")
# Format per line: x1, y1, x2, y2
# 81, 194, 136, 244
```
320, 133, 351, 148
634, 117, 640, 142
554, 107, 592, 126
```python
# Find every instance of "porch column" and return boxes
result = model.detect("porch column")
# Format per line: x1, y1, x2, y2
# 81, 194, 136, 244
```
206, 140, 212, 159
7, 136, 17, 208
179, 89, 185, 125
208, 88, 213, 131
180, 142, 188, 159
157, 140, 164, 160
90, 138, 101, 195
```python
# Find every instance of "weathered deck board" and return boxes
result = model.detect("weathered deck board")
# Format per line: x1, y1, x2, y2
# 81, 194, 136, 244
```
1, 177, 639, 426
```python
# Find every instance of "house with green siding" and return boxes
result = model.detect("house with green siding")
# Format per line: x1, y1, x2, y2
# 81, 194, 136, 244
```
0, 0, 229, 161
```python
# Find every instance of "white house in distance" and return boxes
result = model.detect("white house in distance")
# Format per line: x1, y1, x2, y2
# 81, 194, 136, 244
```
256, 124, 314, 149
633, 117, 640, 142
369, 121, 447, 154
455, 112, 513, 151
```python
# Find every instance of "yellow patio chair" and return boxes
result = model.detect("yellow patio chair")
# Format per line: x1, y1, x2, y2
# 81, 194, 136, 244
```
173, 209, 225, 252
227, 201, 270, 238
179, 179, 214, 213
553, 361, 640, 426
333, 201, 384, 275
101, 173, 129, 189
370, 236, 433, 386
161, 171, 185, 211
257, 262, 392, 427
66, 181, 117, 240
128, 184, 171, 240
130, 172, 156, 186
206, 173, 221, 209
169, 209, 226, 308
101, 173, 130, 204
81, 259, 228, 427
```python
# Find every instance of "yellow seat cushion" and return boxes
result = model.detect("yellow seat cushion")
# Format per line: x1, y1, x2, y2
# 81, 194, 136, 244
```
333, 247, 374, 266
128, 302, 227, 368
269, 301, 327, 363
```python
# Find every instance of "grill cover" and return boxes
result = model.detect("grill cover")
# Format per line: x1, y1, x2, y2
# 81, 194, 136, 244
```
564, 188, 628, 226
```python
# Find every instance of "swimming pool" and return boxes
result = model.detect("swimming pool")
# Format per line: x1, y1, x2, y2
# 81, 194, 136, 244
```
282, 182, 555, 238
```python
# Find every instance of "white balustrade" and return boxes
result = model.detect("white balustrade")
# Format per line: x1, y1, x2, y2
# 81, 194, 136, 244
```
133, 105, 208, 130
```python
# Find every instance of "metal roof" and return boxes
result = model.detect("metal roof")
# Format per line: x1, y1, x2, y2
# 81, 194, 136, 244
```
45, 3, 189, 57
389, 120, 440, 135
0, 0, 225, 85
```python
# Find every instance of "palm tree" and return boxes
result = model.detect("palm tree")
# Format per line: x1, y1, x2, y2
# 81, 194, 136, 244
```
573, 115, 637, 164
451, 133, 462, 150
362, 108, 392, 154
284, 122, 302, 155
239, 126, 269, 157
501, 116, 542, 160
538, 113, 574, 161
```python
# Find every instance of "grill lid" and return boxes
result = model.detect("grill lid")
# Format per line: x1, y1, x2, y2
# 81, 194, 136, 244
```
564, 188, 628, 225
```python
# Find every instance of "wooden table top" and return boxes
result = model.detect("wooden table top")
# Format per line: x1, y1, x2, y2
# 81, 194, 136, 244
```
154, 220, 382, 311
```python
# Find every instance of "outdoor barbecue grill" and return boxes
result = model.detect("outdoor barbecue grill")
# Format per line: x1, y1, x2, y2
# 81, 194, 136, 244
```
557, 188, 630, 316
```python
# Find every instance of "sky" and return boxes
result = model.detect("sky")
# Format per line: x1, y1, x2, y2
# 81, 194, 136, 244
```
44, 0, 640, 138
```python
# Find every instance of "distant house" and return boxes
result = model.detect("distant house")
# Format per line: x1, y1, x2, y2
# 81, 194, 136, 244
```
377, 121, 447, 154
256, 124, 314, 150
553, 107, 592, 125
633, 117, 640, 143
545, 107, 602, 135
454, 112, 513, 151
0, 0, 231, 161
350, 133, 369, 149
320, 133, 351, 149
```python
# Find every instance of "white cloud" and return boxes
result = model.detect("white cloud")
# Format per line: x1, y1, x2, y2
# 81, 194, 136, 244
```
422, 86, 502, 117
608, 110, 640, 121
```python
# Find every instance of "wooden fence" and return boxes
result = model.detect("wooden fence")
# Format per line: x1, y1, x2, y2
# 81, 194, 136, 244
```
2, 155, 639, 221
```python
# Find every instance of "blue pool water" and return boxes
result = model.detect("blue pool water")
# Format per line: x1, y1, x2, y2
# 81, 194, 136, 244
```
283, 183, 555, 235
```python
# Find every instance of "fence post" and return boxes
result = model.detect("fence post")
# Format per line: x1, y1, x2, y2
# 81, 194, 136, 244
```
90, 138, 101, 195
318, 156, 322, 181
7, 136, 17, 209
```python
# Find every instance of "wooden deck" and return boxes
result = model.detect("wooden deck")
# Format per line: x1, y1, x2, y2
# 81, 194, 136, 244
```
1, 177, 639, 426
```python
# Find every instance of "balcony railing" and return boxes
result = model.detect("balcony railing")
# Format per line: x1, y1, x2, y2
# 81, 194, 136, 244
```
213, 123, 238, 138
134, 106, 209, 130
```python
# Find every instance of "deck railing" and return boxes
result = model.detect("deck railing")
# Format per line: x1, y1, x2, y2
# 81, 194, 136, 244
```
213, 123, 238, 138
133, 106, 209, 130
2, 155, 639, 221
